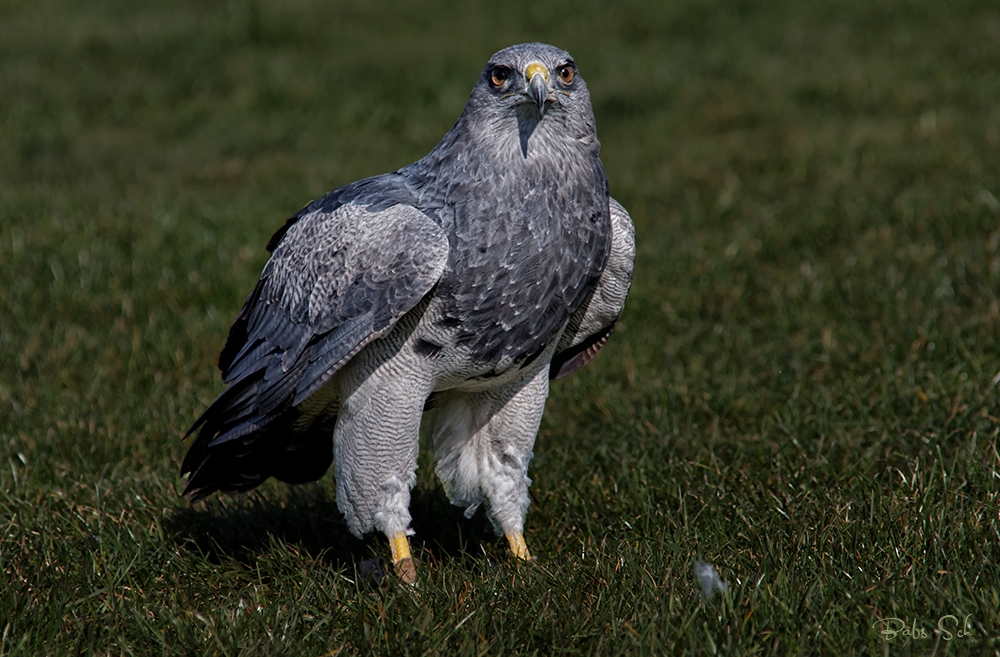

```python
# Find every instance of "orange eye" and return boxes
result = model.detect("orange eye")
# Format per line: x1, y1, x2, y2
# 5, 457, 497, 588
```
490, 67, 510, 87
558, 65, 574, 84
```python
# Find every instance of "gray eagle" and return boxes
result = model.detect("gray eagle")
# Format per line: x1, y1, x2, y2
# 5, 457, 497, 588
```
182, 42, 634, 584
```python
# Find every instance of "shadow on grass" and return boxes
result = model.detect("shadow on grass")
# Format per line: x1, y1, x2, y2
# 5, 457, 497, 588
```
163, 481, 501, 581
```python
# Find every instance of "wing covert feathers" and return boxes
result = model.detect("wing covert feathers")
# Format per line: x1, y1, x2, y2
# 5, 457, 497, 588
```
181, 203, 448, 497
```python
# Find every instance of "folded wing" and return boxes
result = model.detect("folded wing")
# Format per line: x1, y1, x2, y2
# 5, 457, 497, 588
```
181, 201, 449, 496
550, 197, 635, 378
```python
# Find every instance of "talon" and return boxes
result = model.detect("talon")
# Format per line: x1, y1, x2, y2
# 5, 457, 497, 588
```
394, 557, 417, 585
506, 531, 532, 561
390, 533, 417, 585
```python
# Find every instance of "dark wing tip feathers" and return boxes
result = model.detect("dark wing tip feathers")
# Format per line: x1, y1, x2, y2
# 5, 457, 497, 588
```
549, 322, 616, 379
181, 416, 335, 501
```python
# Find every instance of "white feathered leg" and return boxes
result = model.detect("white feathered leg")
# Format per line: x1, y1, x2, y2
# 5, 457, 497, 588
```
333, 355, 429, 584
432, 364, 550, 562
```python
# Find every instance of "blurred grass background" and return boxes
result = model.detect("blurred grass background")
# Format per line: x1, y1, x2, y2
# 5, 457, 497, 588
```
2, 0, 999, 654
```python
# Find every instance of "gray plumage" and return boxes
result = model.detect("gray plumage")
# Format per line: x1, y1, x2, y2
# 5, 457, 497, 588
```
182, 43, 635, 564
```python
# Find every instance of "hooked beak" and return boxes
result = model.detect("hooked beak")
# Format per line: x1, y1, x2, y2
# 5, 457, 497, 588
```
525, 63, 549, 116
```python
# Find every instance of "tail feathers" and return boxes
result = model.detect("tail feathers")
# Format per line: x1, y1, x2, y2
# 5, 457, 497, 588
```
181, 414, 335, 501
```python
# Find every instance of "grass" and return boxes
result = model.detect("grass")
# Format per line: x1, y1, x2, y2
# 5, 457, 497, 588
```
2, 0, 999, 654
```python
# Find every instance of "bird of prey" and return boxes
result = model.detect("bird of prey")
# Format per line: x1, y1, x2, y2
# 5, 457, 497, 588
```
182, 42, 635, 584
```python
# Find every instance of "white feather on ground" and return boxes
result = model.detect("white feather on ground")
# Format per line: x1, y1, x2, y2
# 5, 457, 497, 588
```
694, 561, 729, 600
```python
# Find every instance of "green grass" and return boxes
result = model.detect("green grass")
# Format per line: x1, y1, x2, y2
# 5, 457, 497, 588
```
2, 0, 999, 654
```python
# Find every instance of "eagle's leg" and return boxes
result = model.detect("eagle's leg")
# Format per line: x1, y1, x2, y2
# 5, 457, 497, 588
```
390, 532, 417, 584
506, 530, 533, 561
431, 361, 551, 566
332, 354, 431, 585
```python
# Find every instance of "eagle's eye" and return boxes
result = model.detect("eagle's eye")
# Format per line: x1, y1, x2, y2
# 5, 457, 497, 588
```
490, 66, 510, 87
558, 65, 574, 84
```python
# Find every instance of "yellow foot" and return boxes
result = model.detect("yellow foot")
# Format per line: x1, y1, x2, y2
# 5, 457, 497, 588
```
390, 532, 417, 585
506, 531, 534, 562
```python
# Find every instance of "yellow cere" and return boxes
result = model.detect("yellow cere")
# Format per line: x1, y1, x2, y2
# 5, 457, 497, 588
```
525, 62, 549, 81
